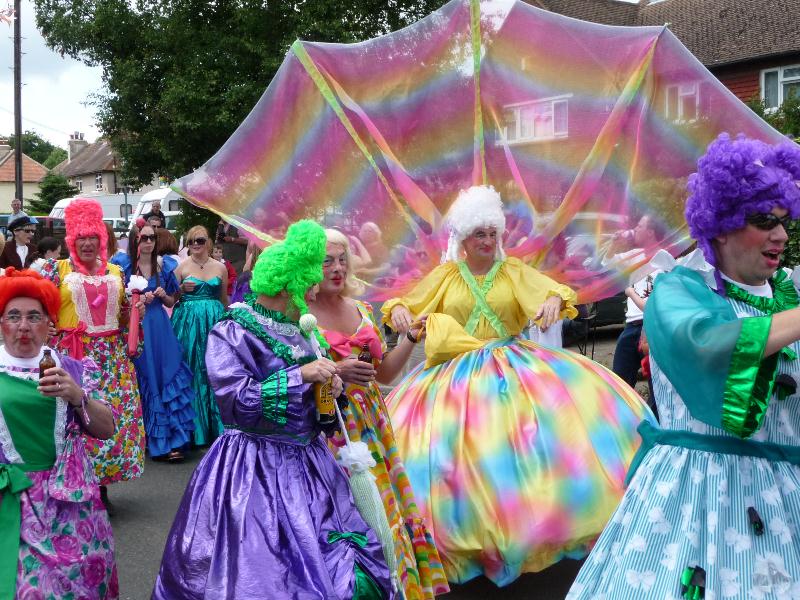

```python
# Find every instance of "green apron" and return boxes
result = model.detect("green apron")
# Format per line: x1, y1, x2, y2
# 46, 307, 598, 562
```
0, 371, 58, 599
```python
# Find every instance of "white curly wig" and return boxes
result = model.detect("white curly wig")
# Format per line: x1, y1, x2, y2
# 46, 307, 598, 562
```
442, 185, 507, 263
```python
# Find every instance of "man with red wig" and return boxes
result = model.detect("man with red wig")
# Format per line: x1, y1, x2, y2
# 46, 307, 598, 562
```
0, 268, 119, 598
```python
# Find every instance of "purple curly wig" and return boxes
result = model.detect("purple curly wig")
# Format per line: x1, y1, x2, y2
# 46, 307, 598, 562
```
686, 133, 800, 271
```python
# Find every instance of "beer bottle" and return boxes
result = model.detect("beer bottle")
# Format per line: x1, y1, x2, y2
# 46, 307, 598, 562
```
357, 343, 372, 364
39, 349, 56, 379
315, 379, 337, 426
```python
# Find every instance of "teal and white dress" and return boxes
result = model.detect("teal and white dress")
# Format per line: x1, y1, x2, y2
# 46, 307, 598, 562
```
568, 260, 800, 600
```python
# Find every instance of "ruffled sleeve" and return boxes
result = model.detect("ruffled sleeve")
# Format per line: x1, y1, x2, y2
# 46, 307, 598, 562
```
162, 268, 180, 296
206, 320, 308, 428
380, 263, 458, 328
113, 254, 132, 283
645, 266, 776, 438
504, 257, 578, 323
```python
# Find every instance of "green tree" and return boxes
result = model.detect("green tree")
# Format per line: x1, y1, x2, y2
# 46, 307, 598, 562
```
32, 0, 448, 230
747, 95, 800, 266
6, 130, 68, 166
43, 147, 68, 169
28, 172, 78, 214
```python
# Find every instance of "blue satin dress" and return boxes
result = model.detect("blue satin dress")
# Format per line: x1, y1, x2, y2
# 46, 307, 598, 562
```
171, 276, 225, 445
116, 255, 197, 456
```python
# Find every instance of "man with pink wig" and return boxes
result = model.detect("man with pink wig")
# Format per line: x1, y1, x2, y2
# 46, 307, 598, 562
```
42, 198, 145, 515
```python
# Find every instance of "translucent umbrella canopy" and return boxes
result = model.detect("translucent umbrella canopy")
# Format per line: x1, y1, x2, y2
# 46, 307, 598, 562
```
172, 0, 786, 301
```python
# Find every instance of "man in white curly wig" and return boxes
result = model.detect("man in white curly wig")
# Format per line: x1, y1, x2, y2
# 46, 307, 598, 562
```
442, 185, 507, 263
381, 184, 649, 587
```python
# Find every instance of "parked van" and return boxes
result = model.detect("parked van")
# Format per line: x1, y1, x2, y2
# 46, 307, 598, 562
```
49, 192, 144, 221
132, 187, 184, 233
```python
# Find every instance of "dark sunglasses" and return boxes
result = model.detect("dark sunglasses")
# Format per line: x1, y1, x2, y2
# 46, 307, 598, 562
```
188, 237, 207, 246
745, 213, 794, 231
139, 234, 157, 242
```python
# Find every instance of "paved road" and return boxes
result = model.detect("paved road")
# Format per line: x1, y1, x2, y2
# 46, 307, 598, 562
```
111, 327, 627, 599
111, 453, 583, 599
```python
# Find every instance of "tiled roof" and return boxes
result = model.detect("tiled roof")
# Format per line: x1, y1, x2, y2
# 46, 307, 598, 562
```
538, 0, 800, 67
53, 139, 117, 178
0, 149, 48, 183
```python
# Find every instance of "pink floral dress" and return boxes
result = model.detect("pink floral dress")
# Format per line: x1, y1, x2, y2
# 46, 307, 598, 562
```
43, 259, 145, 485
0, 347, 119, 599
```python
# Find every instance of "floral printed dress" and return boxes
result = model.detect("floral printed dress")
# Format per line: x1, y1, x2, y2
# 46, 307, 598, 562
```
43, 259, 145, 485
0, 347, 119, 599
322, 301, 449, 599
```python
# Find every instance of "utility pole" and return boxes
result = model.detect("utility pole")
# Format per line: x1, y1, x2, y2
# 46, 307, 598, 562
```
13, 0, 22, 206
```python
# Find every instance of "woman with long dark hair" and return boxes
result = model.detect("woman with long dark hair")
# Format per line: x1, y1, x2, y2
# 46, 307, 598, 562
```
118, 223, 195, 461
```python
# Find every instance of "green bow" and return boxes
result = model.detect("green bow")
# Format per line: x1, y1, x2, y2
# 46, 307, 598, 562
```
0, 464, 33, 600
327, 531, 368, 548
680, 566, 705, 600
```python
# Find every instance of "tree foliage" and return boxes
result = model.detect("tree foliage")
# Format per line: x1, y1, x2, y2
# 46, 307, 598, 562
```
29, 172, 78, 215
33, 0, 447, 233
6, 130, 67, 167
32, 0, 447, 185
747, 96, 800, 267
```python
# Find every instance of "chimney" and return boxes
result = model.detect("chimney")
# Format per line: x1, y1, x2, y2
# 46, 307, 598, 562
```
68, 131, 88, 162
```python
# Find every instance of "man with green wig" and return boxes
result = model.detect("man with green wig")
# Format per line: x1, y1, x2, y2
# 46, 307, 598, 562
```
152, 220, 393, 599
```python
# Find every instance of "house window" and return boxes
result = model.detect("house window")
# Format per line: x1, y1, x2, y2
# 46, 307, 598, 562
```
498, 94, 572, 145
75, 178, 82, 192
665, 82, 699, 122
95, 173, 103, 191
762, 65, 800, 109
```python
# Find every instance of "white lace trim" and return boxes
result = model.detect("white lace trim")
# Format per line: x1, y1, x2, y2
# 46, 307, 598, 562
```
53, 398, 67, 458
230, 302, 306, 359
230, 302, 302, 337
64, 270, 122, 332
0, 402, 22, 463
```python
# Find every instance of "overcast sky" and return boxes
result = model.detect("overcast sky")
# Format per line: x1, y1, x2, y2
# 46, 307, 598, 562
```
0, 0, 103, 148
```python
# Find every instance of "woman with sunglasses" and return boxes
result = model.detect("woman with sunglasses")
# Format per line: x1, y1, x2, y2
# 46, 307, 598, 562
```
117, 223, 196, 462
570, 134, 800, 599
172, 225, 229, 446
0, 216, 38, 269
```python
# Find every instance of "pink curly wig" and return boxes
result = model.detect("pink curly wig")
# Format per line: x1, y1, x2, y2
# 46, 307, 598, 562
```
65, 199, 108, 274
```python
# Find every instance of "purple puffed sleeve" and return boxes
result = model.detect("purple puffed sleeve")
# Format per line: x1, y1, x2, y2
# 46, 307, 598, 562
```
205, 320, 309, 429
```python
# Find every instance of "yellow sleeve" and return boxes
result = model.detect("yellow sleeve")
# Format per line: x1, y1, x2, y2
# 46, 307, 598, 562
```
381, 263, 457, 329
505, 257, 578, 323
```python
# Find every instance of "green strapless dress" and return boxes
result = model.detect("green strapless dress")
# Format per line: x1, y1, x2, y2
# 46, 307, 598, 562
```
172, 276, 225, 445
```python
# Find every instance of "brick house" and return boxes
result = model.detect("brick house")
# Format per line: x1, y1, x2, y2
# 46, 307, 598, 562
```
535, 0, 800, 108
0, 140, 48, 212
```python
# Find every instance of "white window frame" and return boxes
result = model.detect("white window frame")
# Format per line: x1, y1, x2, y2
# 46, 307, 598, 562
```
497, 94, 572, 146
761, 64, 800, 111
665, 82, 700, 123
75, 178, 82, 192
95, 173, 103, 191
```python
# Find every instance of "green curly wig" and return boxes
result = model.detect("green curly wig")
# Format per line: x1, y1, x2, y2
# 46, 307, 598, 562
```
250, 219, 326, 317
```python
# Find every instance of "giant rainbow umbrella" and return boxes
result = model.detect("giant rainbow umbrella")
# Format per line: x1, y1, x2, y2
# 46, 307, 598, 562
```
172, 0, 787, 302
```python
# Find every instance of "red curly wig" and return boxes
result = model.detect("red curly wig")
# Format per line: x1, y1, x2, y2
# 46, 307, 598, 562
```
65, 198, 108, 274
0, 268, 61, 323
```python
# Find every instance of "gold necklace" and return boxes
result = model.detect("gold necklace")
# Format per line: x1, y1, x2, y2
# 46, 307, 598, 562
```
191, 256, 210, 270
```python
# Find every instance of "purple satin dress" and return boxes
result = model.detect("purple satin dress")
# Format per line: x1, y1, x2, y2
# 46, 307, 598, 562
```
151, 304, 392, 599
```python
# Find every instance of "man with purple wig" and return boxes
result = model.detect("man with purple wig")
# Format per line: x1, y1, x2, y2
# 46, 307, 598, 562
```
568, 133, 800, 599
